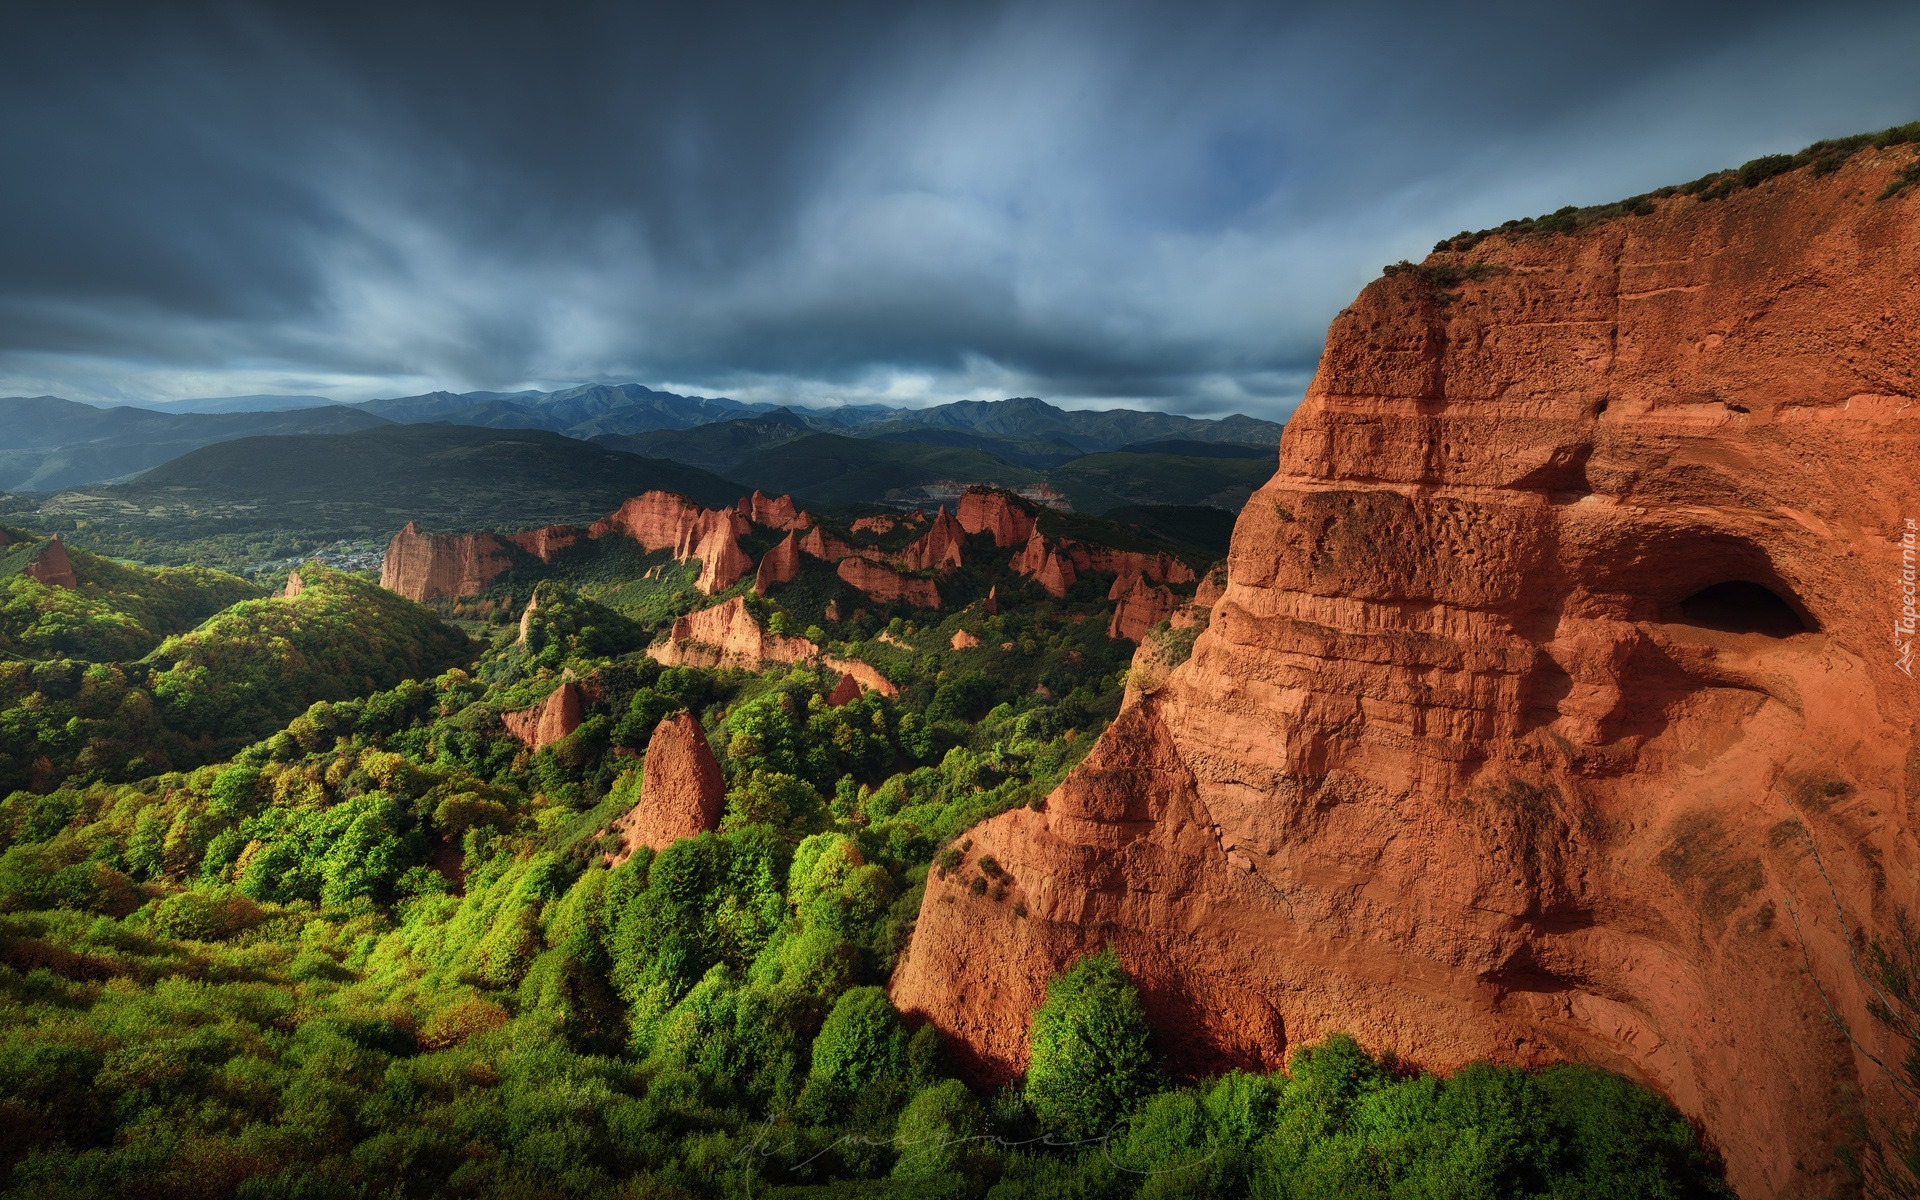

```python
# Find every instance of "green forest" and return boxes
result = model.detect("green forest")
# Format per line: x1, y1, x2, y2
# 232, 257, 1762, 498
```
0, 525, 1735, 1199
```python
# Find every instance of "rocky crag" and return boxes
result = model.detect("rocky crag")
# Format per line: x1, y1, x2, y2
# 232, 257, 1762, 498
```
24, 535, 78, 589
646, 595, 900, 697
892, 148, 1920, 1198
607, 712, 725, 862
384, 481, 1207, 638
501, 679, 595, 750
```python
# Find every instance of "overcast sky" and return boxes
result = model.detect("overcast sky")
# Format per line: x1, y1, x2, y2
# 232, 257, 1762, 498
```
4, 1, 1919, 419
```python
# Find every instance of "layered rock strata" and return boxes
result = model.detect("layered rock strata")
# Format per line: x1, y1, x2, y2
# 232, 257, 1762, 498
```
893, 152, 1920, 1199
592, 490, 754, 595
896, 507, 968, 573
737, 490, 810, 531
1012, 528, 1195, 599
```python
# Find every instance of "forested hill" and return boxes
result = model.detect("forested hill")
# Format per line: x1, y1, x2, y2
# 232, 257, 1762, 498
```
0, 516, 1733, 1196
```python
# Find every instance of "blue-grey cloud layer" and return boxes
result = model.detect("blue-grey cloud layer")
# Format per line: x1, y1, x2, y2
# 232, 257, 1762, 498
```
4, 0, 1918, 416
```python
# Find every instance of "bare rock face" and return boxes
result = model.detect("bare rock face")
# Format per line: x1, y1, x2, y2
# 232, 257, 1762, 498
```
737, 490, 810, 531
649, 596, 820, 671
503, 525, 582, 563
958, 487, 1037, 548
896, 506, 968, 573
591, 490, 753, 595
837, 556, 941, 608
1192, 562, 1226, 609
691, 524, 753, 594
282, 570, 305, 599
950, 628, 981, 650
799, 526, 855, 562
894, 157, 1920, 1199
821, 655, 898, 698
1106, 576, 1177, 642
502, 680, 588, 750
610, 712, 725, 858
380, 523, 513, 602
754, 532, 803, 595
24, 535, 77, 589
1012, 529, 1076, 599
826, 674, 864, 706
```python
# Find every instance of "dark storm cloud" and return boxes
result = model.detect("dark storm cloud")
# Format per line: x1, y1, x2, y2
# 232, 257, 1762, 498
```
4, 0, 1919, 416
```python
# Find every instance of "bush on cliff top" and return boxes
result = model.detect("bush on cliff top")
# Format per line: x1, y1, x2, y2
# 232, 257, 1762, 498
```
1431, 118, 1920, 254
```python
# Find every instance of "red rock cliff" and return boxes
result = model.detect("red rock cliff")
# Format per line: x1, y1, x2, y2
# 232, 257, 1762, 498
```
381, 522, 513, 602
25, 535, 78, 589
590, 490, 753, 594
649, 595, 821, 671
609, 712, 725, 858
502, 680, 590, 750
958, 487, 1037, 548
504, 525, 582, 562
837, 556, 941, 609
893, 151, 1920, 1199
896, 506, 967, 573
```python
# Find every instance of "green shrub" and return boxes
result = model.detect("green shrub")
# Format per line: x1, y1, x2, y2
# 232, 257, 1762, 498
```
809, 986, 911, 1096
149, 887, 263, 941
892, 1077, 990, 1181
1024, 948, 1159, 1139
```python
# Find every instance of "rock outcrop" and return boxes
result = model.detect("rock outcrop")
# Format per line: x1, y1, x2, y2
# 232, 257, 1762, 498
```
826, 674, 864, 706
502, 680, 589, 750
957, 487, 1037, 548
1012, 529, 1077, 599
23, 535, 77, 589
609, 712, 725, 860
754, 532, 803, 594
821, 656, 899, 699
649, 596, 820, 671
737, 490, 810, 531
591, 490, 754, 595
1105, 576, 1177, 642
799, 526, 855, 562
893, 153, 1920, 1199
836, 556, 941, 609
950, 629, 980, 650
282, 570, 305, 599
503, 525, 582, 563
896, 507, 968, 573
380, 523, 512, 602
1015, 525, 1197, 599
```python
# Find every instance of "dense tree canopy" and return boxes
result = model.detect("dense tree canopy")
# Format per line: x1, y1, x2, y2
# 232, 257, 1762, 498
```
0, 541, 1737, 1198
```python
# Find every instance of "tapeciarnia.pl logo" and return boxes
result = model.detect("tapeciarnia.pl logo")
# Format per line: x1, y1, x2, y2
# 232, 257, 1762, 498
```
1898, 517, 1917, 677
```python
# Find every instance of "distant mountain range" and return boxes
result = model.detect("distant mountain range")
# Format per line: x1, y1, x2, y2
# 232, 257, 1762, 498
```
0, 395, 391, 492
3, 386, 1285, 513
111, 393, 343, 415
353, 385, 1283, 453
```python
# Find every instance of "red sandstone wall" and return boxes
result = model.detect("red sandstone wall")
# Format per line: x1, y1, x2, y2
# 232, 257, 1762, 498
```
893, 150, 1920, 1199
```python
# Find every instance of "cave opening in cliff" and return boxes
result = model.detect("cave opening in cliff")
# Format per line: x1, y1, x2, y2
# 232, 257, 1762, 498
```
1677, 580, 1812, 637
